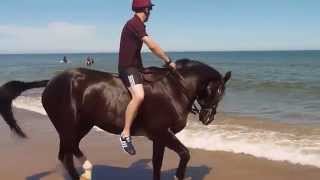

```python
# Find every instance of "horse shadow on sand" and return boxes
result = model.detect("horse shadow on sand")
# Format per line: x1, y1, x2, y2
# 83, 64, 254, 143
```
26, 159, 212, 180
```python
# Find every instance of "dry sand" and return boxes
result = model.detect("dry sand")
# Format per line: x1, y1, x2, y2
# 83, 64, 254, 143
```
0, 108, 319, 180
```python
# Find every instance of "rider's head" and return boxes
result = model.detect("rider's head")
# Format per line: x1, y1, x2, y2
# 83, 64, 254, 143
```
132, 0, 154, 22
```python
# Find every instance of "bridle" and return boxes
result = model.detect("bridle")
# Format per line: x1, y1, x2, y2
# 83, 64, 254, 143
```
191, 85, 224, 115
167, 67, 224, 116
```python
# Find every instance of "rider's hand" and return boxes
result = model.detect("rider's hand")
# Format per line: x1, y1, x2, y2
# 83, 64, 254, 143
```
169, 62, 176, 70
166, 60, 184, 80
165, 57, 176, 70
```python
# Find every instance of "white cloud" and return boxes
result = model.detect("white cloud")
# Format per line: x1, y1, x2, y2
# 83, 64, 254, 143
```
0, 22, 110, 53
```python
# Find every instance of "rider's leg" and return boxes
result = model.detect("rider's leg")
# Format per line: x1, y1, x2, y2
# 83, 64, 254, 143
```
120, 83, 144, 155
118, 67, 144, 155
121, 84, 144, 137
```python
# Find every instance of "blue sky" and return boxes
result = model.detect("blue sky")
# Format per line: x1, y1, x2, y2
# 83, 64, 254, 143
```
0, 0, 319, 53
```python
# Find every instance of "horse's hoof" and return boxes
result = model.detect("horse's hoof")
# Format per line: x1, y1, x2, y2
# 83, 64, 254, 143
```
80, 176, 90, 180
80, 171, 92, 180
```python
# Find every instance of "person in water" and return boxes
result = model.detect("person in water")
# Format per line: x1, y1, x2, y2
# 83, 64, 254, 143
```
85, 56, 94, 66
118, 0, 176, 155
63, 56, 68, 63
86, 56, 91, 66
90, 56, 94, 64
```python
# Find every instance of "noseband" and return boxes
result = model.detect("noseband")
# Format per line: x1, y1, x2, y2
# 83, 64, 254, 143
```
191, 85, 223, 115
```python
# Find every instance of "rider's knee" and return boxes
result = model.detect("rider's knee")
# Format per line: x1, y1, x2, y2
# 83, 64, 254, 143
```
130, 84, 144, 104
133, 92, 144, 103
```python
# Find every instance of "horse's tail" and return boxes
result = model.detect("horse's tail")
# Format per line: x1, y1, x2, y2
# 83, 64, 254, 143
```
0, 80, 49, 138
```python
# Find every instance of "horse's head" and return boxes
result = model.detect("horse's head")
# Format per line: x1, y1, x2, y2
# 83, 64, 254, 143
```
175, 59, 232, 125
197, 71, 231, 125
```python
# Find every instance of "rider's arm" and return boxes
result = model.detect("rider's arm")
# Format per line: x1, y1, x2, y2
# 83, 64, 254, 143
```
142, 36, 172, 65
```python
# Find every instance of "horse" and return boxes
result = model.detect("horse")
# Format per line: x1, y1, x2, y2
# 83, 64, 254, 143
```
0, 59, 231, 180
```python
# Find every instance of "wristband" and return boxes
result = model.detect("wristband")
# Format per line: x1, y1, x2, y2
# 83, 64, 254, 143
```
165, 59, 172, 66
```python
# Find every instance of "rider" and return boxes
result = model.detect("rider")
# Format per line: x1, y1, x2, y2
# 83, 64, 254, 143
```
118, 0, 176, 155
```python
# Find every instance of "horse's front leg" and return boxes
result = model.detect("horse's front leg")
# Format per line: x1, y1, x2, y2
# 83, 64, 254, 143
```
152, 140, 165, 180
161, 130, 190, 180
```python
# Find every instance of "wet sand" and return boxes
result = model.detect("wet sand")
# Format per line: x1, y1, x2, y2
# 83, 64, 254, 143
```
0, 108, 319, 180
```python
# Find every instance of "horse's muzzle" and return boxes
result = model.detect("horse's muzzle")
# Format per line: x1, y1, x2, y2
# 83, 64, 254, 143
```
200, 108, 216, 125
202, 115, 214, 125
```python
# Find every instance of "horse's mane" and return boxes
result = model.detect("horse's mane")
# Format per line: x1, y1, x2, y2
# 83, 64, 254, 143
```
175, 59, 222, 81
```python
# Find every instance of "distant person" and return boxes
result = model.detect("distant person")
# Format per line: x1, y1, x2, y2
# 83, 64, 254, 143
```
63, 56, 68, 63
85, 56, 91, 66
90, 56, 94, 64
118, 0, 176, 155
85, 56, 94, 66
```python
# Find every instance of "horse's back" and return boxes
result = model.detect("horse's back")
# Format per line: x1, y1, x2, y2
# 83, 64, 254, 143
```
41, 68, 130, 134
42, 67, 127, 109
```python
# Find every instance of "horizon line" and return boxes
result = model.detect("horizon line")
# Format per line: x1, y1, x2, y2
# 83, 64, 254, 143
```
0, 49, 320, 55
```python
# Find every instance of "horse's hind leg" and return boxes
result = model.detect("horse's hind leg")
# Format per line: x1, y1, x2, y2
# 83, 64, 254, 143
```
54, 119, 80, 180
42, 78, 82, 179
152, 140, 165, 180
76, 152, 93, 180
64, 152, 79, 180
74, 122, 94, 180
58, 128, 82, 180
51, 115, 93, 180
58, 136, 79, 180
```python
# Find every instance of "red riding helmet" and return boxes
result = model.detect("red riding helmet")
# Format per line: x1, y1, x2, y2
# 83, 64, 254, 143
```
132, 0, 155, 11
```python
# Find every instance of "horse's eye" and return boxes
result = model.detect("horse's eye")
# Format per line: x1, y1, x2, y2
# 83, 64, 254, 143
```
217, 88, 221, 95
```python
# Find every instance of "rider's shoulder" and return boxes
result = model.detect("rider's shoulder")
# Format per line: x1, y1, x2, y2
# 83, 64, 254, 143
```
127, 15, 144, 28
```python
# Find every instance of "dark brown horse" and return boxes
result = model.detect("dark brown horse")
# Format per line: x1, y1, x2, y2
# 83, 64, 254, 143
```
0, 59, 231, 180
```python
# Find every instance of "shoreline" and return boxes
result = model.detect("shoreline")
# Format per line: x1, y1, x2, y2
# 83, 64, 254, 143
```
0, 108, 319, 180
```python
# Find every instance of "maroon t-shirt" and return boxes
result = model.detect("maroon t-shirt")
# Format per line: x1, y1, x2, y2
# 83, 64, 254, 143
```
118, 15, 148, 71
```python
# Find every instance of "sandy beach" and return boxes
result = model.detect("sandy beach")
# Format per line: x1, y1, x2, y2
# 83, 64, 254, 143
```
0, 108, 319, 180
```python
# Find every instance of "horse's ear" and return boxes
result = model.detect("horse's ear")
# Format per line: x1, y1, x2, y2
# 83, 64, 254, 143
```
224, 71, 231, 83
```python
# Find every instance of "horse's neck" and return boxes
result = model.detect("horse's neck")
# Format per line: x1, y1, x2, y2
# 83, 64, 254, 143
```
178, 70, 205, 99
175, 65, 213, 109
167, 70, 202, 115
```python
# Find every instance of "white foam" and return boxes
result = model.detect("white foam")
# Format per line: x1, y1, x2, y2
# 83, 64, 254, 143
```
93, 126, 104, 132
13, 96, 104, 132
13, 96, 47, 115
177, 123, 320, 168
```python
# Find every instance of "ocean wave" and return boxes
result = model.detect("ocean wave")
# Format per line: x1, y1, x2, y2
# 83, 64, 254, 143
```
12, 95, 104, 132
229, 78, 320, 95
13, 96, 47, 115
177, 121, 320, 168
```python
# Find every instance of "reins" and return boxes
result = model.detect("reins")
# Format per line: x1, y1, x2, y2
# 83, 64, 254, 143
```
166, 67, 201, 115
